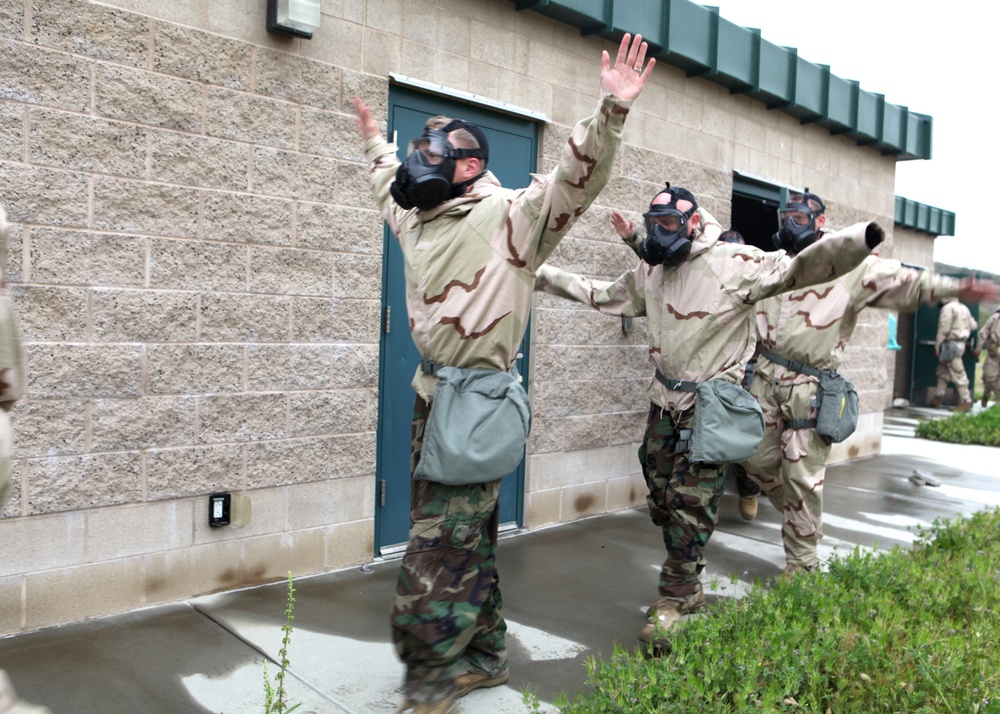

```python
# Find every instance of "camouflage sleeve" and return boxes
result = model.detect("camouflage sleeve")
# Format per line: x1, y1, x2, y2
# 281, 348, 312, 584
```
363, 135, 408, 236
936, 303, 955, 349
513, 94, 631, 270
747, 221, 872, 303
853, 256, 960, 312
622, 231, 643, 259
535, 263, 646, 317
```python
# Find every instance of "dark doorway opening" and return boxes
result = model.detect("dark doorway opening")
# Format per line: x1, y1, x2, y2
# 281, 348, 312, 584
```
730, 193, 780, 252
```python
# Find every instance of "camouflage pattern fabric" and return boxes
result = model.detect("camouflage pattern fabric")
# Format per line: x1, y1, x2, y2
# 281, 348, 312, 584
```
747, 248, 960, 567
935, 298, 977, 402
730, 463, 760, 497
393, 396, 506, 704
364, 93, 631, 402
536, 212, 875, 417
638, 404, 725, 601
980, 311, 1000, 403
0, 206, 25, 508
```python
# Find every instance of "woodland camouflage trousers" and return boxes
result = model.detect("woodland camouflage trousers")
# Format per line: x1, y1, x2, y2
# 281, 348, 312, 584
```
390, 396, 507, 704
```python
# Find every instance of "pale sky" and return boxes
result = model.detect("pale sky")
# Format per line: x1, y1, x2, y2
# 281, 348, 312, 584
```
709, 0, 1000, 276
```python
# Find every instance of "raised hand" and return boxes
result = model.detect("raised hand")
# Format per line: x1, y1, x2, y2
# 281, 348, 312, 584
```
610, 210, 636, 240
958, 276, 1000, 304
353, 97, 379, 141
600, 33, 655, 102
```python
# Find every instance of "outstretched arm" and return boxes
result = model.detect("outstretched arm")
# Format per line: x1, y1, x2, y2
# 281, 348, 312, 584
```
535, 263, 646, 317
352, 97, 406, 232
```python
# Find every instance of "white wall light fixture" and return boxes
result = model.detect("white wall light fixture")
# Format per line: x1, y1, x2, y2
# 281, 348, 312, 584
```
266, 0, 321, 39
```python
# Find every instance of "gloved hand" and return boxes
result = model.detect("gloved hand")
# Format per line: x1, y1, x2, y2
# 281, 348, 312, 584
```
865, 222, 885, 250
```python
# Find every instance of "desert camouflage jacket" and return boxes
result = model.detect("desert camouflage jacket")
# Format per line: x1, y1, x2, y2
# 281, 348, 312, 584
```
980, 310, 1000, 353
0, 206, 24, 410
755, 242, 960, 386
936, 297, 977, 350
535, 210, 874, 414
365, 94, 631, 400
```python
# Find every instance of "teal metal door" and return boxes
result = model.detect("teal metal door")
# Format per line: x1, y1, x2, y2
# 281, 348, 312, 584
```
909, 288, 980, 404
375, 86, 538, 554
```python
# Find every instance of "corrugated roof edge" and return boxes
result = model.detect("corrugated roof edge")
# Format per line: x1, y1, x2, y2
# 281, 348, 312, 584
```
895, 196, 955, 236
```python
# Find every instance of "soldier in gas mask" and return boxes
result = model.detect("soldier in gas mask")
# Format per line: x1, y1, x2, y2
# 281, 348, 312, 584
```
536, 184, 884, 651
743, 191, 996, 581
354, 33, 655, 714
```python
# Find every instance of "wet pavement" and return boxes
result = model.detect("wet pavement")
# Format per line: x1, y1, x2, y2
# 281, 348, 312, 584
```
1, 420, 997, 714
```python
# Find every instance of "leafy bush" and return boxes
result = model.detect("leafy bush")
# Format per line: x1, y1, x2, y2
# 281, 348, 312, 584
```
916, 405, 1000, 446
548, 509, 1000, 714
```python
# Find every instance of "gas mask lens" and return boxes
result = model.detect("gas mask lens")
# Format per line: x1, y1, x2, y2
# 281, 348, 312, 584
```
643, 206, 687, 237
781, 210, 812, 226
406, 131, 453, 166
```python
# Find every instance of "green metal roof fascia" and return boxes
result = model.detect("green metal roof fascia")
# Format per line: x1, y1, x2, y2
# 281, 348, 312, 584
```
511, 0, 932, 160
894, 196, 956, 236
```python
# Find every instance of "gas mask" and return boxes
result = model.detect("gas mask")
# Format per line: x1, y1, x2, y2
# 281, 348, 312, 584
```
390, 120, 488, 211
638, 184, 697, 266
772, 190, 826, 254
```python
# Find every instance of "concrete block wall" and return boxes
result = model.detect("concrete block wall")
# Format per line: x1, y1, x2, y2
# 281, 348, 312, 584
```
0, 0, 901, 633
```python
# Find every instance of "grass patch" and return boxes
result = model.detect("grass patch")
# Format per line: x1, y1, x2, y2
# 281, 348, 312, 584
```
543, 509, 1000, 714
916, 405, 1000, 446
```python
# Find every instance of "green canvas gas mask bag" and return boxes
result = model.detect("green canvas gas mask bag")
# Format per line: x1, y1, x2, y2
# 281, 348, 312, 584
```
413, 366, 532, 486
814, 370, 860, 444
689, 380, 765, 464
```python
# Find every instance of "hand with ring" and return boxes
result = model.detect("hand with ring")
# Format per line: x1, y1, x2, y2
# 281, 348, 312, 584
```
600, 33, 655, 101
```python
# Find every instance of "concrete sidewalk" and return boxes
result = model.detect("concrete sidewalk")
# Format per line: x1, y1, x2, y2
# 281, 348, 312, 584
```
1, 431, 997, 714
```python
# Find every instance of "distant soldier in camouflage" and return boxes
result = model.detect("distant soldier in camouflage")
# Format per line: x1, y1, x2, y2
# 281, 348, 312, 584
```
976, 307, 1000, 407
0, 205, 25, 508
535, 184, 882, 650
930, 297, 979, 411
743, 191, 997, 579
355, 34, 655, 714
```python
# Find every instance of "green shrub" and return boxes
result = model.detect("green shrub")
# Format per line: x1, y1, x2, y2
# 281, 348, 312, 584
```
550, 509, 1000, 714
916, 405, 1000, 446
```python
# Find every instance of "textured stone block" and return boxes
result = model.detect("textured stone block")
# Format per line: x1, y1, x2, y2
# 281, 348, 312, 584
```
331, 344, 379, 389
4, 220, 22, 282
147, 344, 245, 395
0, 1, 22, 41
199, 292, 289, 342
0, 575, 22, 634
333, 253, 382, 299
326, 431, 376, 480
143, 539, 244, 603
299, 109, 365, 162
90, 396, 196, 450
0, 101, 23, 161
92, 288, 198, 342
254, 48, 340, 111
296, 203, 378, 253
198, 393, 288, 443
562, 412, 641, 452
28, 109, 147, 178
26, 344, 143, 398
25, 557, 143, 630
527, 415, 564, 455
31, 0, 149, 67
95, 63, 203, 132
29, 229, 145, 287
290, 297, 377, 343
25, 452, 142, 514
0, 162, 88, 227
252, 147, 338, 203
201, 191, 293, 246
288, 389, 371, 437
246, 437, 331, 488
0, 39, 91, 113
248, 246, 334, 297
341, 69, 387, 118
146, 443, 244, 500
152, 21, 251, 88
246, 345, 331, 391
204, 87, 296, 150
149, 131, 249, 191
92, 177, 199, 238
85, 500, 195, 561
335, 160, 373, 208
285, 476, 370, 530
0, 510, 86, 577
300, 17, 363, 72
361, 28, 400, 77
10, 285, 88, 341
9, 398, 86, 458
1, 460, 21, 517
148, 238, 247, 292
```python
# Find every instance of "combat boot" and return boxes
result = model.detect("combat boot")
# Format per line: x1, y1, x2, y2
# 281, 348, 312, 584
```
982, 396, 990, 408
928, 395, 942, 409
638, 591, 705, 651
955, 400, 972, 412
454, 667, 510, 698
777, 562, 818, 584
738, 495, 758, 521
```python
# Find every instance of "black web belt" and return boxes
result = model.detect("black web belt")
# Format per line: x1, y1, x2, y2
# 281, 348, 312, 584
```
760, 348, 820, 429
